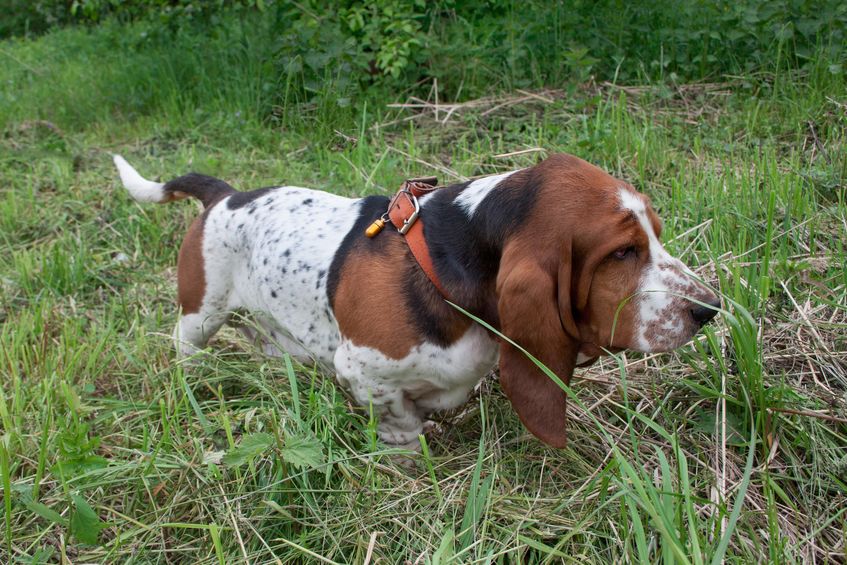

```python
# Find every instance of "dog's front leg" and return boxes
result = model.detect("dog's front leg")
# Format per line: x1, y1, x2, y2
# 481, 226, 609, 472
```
374, 392, 425, 450
347, 381, 424, 451
334, 342, 424, 451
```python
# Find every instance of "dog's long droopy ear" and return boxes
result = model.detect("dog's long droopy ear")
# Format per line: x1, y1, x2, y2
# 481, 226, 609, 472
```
496, 240, 579, 448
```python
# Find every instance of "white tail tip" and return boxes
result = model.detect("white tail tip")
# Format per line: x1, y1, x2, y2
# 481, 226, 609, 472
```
113, 154, 166, 203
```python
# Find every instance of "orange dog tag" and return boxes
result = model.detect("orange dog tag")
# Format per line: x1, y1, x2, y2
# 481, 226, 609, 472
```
365, 218, 385, 238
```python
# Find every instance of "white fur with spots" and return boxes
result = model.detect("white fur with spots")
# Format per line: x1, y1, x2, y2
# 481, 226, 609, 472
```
334, 325, 499, 446
117, 157, 506, 448
182, 187, 357, 366
618, 187, 715, 352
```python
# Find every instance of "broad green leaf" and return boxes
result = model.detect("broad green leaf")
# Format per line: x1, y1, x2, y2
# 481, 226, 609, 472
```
281, 432, 324, 470
51, 455, 108, 478
222, 432, 275, 467
692, 409, 746, 446
69, 495, 105, 545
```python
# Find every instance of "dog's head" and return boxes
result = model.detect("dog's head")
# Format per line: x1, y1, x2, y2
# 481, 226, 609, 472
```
495, 154, 719, 447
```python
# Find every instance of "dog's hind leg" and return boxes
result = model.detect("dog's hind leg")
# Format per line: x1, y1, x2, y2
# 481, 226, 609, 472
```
174, 310, 228, 358
172, 215, 231, 358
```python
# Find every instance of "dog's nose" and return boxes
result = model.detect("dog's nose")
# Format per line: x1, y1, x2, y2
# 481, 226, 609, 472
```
690, 297, 721, 327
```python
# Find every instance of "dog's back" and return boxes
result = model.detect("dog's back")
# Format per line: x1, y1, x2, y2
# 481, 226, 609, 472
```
114, 155, 361, 364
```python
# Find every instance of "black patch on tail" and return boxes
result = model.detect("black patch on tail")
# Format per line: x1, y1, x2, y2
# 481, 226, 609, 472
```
163, 173, 237, 209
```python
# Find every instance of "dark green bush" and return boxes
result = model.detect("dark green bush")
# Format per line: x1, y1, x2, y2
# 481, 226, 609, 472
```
267, 0, 847, 98
2, 0, 844, 94
0, 0, 73, 37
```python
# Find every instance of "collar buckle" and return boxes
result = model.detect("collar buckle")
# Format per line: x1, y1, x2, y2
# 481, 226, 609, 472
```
399, 208, 419, 234
371, 176, 451, 299
389, 189, 421, 234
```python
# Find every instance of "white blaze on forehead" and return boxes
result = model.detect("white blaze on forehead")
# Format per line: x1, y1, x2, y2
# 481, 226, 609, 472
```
454, 170, 519, 217
619, 188, 659, 246
618, 187, 694, 351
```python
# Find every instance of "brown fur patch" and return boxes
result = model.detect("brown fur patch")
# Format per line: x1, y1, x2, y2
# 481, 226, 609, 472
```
529, 156, 648, 352
496, 244, 577, 448
491, 154, 660, 446
177, 216, 206, 314
333, 234, 470, 359
167, 190, 192, 202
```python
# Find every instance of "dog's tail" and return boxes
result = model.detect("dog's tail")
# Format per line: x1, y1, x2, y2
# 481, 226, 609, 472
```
113, 155, 236, 209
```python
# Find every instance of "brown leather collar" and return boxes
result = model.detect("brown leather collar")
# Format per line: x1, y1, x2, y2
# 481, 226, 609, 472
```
365, 177, 450, 299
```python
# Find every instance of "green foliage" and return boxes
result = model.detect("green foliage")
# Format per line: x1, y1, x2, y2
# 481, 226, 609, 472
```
51, 385, 109, 481
51, 423, 109, 479
426, 0, 847, 88
0, 0, 264, 38
270, 0, 429, 109
20, 496, 67, 528
16, 491, 105, 546
3, 0, 845, 90
224, 428, 325, 469
280, 431, 326, 469
0, 0, 73, 37
222, 432, 275, 467
272, 4, 359, 95
68, 494, 106, 545
343, 0, 426, 78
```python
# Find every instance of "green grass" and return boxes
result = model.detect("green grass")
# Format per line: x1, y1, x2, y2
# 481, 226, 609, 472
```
1, 16, 846, 564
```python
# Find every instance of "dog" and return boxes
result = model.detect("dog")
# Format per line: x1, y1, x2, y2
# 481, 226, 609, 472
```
114, 153, 719, 449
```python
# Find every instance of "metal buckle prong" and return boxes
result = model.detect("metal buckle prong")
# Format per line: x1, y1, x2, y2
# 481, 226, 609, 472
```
398, 191, 420, 234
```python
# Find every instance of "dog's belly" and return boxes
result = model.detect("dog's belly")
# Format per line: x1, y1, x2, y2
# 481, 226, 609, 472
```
203, 186, 359, 365
334, 324, 500, 413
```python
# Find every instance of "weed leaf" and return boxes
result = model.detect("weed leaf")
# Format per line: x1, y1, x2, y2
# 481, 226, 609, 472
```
69, 494, 104, 545
223, 432, 275, 467
51, 455, 108, 478
281, 432, 325, 470
23, 497, 67, 527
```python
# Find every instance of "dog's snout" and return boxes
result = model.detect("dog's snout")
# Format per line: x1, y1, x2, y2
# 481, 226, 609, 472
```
690, 297, 721, 327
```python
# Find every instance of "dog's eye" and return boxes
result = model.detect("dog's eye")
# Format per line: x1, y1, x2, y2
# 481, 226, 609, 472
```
612, 246, 636, 260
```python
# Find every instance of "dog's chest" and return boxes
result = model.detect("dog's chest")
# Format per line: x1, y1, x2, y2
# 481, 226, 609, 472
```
203, 187, 359, 363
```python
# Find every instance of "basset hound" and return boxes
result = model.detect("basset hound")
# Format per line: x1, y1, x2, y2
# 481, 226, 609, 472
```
114, 153, 720, 449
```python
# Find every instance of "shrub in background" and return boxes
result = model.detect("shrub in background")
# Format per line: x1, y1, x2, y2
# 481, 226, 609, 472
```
1, 0, 844, 127
4, 1, 845, 86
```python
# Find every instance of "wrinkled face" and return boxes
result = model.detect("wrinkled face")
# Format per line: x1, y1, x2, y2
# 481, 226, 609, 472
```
575, 186, 720, 355
492, 154, 721, 448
